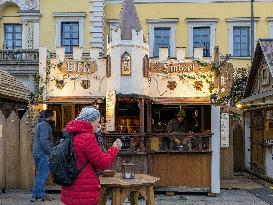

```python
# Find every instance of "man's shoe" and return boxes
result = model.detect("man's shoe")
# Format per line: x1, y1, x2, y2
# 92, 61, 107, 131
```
41, 195, 54, 202
30, 197, 37, 202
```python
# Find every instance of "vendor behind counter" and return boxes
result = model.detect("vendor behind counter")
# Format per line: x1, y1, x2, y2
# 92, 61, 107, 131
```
167, 109, 189, 133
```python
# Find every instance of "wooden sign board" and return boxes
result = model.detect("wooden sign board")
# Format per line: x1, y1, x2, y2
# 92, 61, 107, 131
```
106, 90, 116, 132
60, 59, 97, 74
149, 62, 211, 73
219, 63, 233, 97
221, 112, 230, 148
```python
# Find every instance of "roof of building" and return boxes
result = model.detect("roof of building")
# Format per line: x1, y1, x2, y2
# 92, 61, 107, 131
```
244, 39, 273, 98
0, 68, 31, 102
118, 0, 142, 40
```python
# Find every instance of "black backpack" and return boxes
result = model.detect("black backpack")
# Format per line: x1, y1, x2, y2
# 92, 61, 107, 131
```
49, 131, 88, 185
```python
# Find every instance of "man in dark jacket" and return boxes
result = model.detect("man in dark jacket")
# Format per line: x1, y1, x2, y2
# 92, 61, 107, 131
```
31, 110, 54, 202
165, 109, 189, 149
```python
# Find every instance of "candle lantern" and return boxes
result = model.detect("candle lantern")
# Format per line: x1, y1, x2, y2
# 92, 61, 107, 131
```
121, 161, 135, 179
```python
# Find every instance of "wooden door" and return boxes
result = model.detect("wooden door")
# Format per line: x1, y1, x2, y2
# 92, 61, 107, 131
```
250, 110, 265, 175
61, 104, 75, 129
233, 124, 244, 172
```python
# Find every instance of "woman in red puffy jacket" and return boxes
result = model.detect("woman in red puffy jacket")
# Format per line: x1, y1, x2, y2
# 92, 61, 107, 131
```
61, 107, 122, 205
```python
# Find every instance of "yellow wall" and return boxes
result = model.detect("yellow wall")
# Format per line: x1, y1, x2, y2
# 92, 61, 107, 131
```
39, 0, 91, 53
0, 4, 20, 48
105, 2, 273, 69
1, 1, 273, 69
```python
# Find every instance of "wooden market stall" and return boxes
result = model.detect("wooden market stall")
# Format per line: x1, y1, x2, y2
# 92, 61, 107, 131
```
242, 39, 273, 180
0, 67, 32, 191
37, 0, 233, 194
104, 97, 214, 192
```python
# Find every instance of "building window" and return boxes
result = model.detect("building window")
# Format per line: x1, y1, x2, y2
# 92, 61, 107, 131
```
153, 27, 171, 57
107, 20, 118, 42
53, 12, 86, 52
233, 26, 250, 57
267, 18, 273, 38
227, 18, 258, 58
193, 27, 210, 57
147, 19, 178, 57
61, 22, 79, 53
186, 19, 218, 58
4, 24, 22, 49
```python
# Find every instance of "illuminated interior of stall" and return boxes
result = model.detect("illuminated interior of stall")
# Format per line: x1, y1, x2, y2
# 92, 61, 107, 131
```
152, 105, 211, 133
47, 100, 106, 143
116, 98, 140, 134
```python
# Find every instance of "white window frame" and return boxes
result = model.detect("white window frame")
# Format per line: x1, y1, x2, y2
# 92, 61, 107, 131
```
107, 19, 118, 42
186, 18, 218, 58
267, 17, 273, 38
52, 12, 86, 49
147, 19, 178, 57
227, 18, 258, 58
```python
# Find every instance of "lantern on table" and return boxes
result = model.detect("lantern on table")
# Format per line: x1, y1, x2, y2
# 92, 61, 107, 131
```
121, 161, 135, 179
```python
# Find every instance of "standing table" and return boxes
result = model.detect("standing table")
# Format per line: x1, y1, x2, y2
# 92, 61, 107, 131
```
99, 173, 159, 205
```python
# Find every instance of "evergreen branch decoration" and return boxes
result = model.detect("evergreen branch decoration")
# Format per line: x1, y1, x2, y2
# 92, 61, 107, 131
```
34, 73, 44, 101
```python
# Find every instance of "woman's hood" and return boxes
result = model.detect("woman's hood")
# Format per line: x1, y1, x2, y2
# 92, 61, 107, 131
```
64, 120, 93, 134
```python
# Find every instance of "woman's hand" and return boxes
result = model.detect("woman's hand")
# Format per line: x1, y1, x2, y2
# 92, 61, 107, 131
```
113, 139, 122, 150
174, 138, 181, 145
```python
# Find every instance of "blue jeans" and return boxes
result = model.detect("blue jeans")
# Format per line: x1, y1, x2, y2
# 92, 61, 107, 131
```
32, 155, 49, 199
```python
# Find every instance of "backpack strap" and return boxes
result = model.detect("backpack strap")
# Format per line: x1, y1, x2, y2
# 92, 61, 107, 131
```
78, 161, 89, 175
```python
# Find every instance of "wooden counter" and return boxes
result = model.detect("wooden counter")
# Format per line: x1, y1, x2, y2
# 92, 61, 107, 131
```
149, 152, 211, 189
105, 132, 212, 191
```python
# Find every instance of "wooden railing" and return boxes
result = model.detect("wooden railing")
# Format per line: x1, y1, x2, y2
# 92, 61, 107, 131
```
0, 49, 39, 65
152, 133, 212, 152
103, 133, 151, 153
103, 132, 212, 153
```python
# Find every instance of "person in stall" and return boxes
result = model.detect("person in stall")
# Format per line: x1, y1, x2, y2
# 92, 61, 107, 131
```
166, 109, 190, 149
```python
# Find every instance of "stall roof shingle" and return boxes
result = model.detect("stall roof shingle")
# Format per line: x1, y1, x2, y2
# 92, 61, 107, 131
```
0, 68, 31, 102
244, 39, 273, 98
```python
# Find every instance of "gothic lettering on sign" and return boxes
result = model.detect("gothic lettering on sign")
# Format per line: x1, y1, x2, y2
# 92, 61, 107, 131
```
219, 63, 233, 97
149, 62, 211, 73
60, 59, 97, 74
106, 90, 116, 132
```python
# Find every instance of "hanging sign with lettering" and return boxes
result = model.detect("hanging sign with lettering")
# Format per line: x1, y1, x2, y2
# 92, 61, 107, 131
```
149, 62, 211, 73
219, 63, 233, 97
106, 90, 116, 132
221, 112, 230, 148
60, 59, 97, 74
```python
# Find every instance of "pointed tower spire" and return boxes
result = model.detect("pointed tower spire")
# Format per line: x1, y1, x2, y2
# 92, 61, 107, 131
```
118, 0, 142, 40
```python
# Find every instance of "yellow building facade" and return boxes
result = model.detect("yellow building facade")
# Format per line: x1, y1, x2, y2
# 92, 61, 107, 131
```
1, 0, 273, 70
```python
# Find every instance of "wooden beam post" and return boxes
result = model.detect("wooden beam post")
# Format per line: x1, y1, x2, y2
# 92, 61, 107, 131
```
0, 112, 6, 191
139, 98, 145, 133
211, 105, 220, 194
146, 186, 155, 205
6, 111, 20, 188
146, 99, 152, 133
201, 106, 205, 131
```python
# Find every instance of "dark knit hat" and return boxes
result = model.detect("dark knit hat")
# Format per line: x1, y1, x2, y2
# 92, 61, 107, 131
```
176, 109, 186, 118
39, 110, 54, 119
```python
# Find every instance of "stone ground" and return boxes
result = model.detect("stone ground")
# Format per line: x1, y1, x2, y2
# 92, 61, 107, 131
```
1, 172, 273, 205
0, 189, 270, 205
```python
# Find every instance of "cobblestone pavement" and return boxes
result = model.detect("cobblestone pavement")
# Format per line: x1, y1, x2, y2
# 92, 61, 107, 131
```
0, 189, 270, 205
